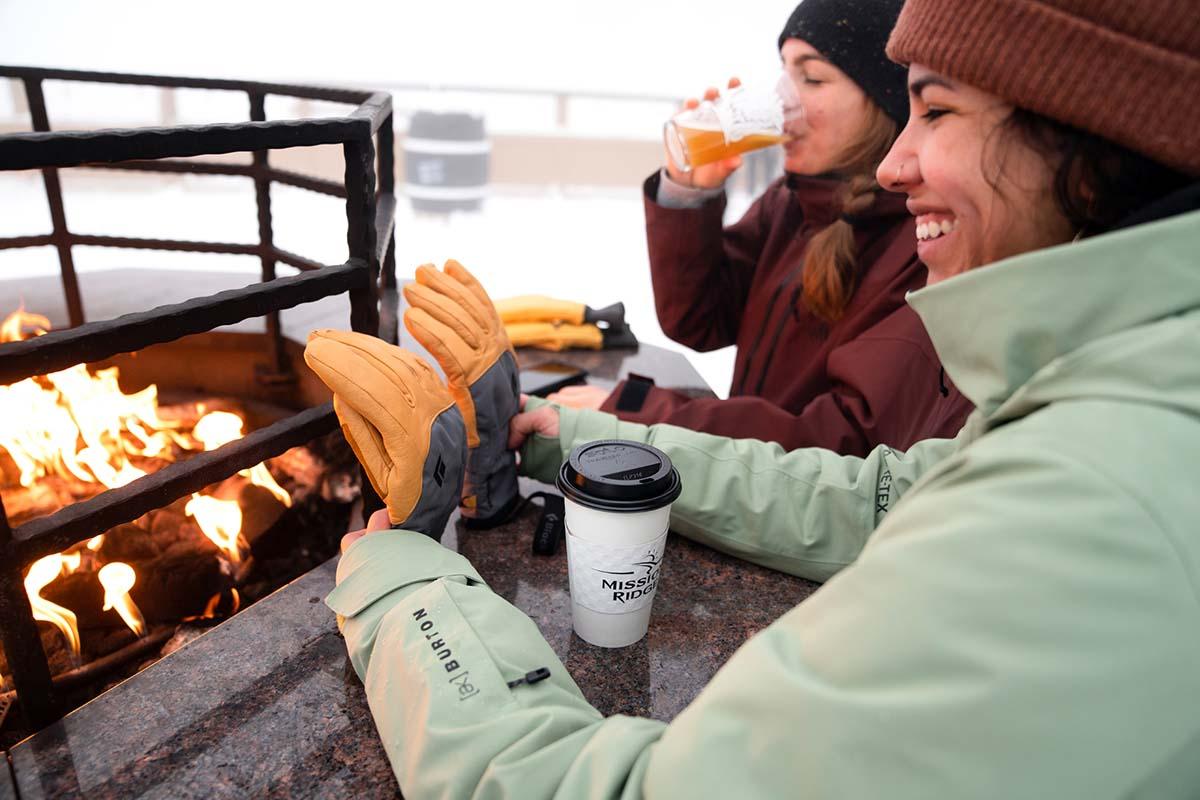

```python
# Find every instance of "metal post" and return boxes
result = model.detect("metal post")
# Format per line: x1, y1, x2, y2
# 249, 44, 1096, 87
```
343, 135, 384, 518
249, 91, 290, 379
0, 499, 58, 729
23, 78, 85, 328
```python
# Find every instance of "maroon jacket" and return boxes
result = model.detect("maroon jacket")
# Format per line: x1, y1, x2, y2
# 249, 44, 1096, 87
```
599, 172, 972, 456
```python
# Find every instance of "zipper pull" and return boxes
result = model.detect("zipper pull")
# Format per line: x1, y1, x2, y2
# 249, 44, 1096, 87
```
507, 667, 551, 689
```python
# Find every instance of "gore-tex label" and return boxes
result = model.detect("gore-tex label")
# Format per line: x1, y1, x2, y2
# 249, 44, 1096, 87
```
566, 527, 666, 614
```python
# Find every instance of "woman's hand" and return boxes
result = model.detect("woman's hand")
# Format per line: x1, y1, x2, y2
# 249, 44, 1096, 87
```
546, 384, 610, 410
341, 508, 392, 553
665, 78, 744, 190
508, 394, 561, 450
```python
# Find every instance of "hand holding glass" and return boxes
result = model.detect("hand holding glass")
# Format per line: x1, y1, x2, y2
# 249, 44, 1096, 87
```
665, 74, 803, 173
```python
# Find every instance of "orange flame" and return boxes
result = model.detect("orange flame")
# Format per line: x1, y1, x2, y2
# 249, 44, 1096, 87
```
0, 308, 189, 491
192, 411, 292, 507
98, 562, 146, 637
24, 554, 81, 660
185, 493, 245, 564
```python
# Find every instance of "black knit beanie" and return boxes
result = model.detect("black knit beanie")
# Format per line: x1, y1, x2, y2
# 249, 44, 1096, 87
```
778, 0, 910, 125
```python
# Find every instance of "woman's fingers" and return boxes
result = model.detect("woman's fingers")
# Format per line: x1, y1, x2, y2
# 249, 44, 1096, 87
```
339, 508, 393, 553
507, 405, 561, 450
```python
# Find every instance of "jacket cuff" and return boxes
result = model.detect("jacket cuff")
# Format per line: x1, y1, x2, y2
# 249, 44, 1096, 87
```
652, 168, 726, 209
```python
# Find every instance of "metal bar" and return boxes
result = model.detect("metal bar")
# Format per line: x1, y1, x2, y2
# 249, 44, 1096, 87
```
249, 91, 288, 378
343, 136, 384, 518
69, 234, 259, 255
0, 260, 368, 385
24, 77, 85, 328
0, 233, 54, 250
343, 140, 379, 337
352, 92, 393, 136
268, 168, 347, 198
0, 65, 370, 104
273, 247, 327, 272
377, 111, 395, 195
83, 159, 254, 177
0, 502, 57, 729
375, 193, 396, 266
0, 116, 372, 172
12, 404, 338, 562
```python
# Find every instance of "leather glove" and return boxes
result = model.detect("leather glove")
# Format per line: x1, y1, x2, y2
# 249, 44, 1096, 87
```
504, 321, 604, 351
304, 329, 466, 538
494, 295, 626, 328
403, 260, 521, 527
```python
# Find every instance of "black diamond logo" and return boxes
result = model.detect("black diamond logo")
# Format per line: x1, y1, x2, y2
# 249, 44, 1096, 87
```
433, 455, 446, 487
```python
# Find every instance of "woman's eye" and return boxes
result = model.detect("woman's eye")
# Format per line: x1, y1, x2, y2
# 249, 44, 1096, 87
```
803, 76, 824, 86
921, 108, 949, 121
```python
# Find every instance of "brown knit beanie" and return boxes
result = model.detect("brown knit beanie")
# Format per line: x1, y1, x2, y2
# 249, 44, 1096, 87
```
887, 0, 1200, 176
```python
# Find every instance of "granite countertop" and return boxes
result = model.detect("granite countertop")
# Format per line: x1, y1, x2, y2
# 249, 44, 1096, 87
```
7, 345, 822, 798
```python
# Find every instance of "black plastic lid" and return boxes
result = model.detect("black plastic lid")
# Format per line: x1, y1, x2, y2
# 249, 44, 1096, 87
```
556, 440, 682, 513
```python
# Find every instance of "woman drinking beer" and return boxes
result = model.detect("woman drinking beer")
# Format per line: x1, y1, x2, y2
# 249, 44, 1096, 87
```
550, 0, 972, 457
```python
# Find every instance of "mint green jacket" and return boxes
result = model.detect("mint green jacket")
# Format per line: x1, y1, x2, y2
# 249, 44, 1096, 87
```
327, 210, 1200, 799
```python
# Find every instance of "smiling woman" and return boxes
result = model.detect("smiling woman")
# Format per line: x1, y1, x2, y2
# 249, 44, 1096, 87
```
319, 1, 1200, 796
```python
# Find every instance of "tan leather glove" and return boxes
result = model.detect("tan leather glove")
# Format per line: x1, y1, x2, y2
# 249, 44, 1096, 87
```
504, 321, 604, 351
304, 329, 466, 537
403, 260, 520, 526
494, 295, 587, 326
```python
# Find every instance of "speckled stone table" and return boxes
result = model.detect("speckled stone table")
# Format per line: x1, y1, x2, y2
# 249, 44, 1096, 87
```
8, 345, 822, 798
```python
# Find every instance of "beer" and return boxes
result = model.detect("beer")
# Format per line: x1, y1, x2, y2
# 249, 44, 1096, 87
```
665, 121, 788, 171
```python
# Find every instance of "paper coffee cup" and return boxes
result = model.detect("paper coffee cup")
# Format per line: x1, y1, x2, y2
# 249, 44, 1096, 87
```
557, 440, 682, 648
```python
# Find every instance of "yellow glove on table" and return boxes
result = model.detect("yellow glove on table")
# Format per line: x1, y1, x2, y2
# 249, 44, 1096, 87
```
504, 321, 604, 351
403, 260, 521, 526
493, 295, 587, 326
303, 329, 466, 537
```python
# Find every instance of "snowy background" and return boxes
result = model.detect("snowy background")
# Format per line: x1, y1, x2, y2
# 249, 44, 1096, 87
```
0, 0, 801, 395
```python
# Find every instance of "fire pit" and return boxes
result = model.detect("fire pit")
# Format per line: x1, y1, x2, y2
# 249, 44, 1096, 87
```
0, 65, 397, 734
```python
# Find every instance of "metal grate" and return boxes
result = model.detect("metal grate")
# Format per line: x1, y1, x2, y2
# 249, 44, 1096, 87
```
0, 65, 397, 730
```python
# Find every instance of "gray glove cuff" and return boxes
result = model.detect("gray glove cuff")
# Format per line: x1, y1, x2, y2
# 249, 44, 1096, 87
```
463, 350, 521, 525
397, 404, 467, 540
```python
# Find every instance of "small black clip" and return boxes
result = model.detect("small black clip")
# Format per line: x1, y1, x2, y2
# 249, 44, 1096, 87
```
528, 492, 565, 556
507, 667, 552, 688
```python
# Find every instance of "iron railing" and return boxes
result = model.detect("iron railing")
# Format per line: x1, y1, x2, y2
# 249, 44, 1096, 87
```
0, 65, 396, 730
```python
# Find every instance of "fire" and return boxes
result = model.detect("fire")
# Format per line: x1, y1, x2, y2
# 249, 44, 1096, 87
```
97, 562, 146, 637
24, 554, 82, 660
192, 411, 292, 507
0, 307, 189, 491
185, 493, 245, 564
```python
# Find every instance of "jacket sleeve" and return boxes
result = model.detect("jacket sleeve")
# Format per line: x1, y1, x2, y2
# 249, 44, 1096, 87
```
332, 413, 1193, 798
521, 399, 973, 582
643, 172, 776, 352
598, 330, 970, 457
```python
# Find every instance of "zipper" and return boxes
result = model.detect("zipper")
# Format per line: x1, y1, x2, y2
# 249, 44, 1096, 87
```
507, 667, 551, 689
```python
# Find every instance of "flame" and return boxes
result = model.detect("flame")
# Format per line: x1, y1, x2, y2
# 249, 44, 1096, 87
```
87, 535, 105, 551
185, 493, 245, 564
192, 411, 291, 507
97, 562, 146, 637
24, 554, 81, 659
0, 308, 189, 491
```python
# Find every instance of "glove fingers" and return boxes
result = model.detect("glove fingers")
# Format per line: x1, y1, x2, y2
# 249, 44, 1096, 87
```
305, 333, 416, 435
404, 307, 480, 447
333, 395, 395, 507
442, 259, 499, 320
415, 263, 493, 334
402, 282, 481, 350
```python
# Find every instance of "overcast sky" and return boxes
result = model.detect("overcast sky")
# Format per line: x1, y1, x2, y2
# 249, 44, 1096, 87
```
1, 0, 798, 97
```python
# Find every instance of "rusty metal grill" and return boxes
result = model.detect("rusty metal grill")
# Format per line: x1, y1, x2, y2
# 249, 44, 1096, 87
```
0, 65, 396, 730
